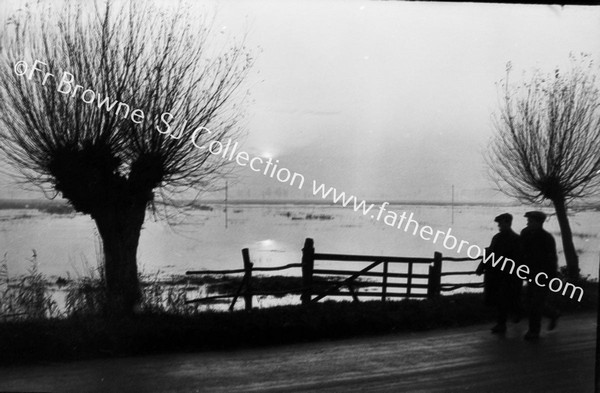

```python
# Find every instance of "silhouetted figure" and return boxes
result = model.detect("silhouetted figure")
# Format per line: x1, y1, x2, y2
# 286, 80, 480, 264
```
520, 211, 560, 341
476, 213, 523, 334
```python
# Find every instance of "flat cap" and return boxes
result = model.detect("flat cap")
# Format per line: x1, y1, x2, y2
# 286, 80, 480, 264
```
494, 213, 513, 223
524, 211, 547, 222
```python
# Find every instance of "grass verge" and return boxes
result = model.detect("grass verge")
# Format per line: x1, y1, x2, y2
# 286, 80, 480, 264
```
1, 281, 595, 365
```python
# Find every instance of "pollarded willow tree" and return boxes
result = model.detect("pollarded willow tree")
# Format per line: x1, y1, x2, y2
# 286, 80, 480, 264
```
0, 1, 253, 315
488, 55, 600, 280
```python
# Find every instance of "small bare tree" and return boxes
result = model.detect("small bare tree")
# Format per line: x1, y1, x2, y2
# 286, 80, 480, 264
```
0, 1, 253, 315
488, 55, 600, 280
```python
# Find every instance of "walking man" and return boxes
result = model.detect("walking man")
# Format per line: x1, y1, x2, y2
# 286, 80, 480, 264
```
476, 213, 523, 334
520, 211, 560, 340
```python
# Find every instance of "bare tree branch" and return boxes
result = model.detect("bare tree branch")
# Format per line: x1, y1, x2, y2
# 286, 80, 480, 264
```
486, 54, 600, 279
0, 0, 254, 315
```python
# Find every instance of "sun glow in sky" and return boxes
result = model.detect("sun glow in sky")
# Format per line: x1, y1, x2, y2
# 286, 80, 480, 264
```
214, 1, 600, 202
1, 1, 599, 203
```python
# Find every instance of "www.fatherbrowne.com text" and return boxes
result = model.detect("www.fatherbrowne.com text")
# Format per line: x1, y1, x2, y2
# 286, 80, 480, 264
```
14, 59, 584, 302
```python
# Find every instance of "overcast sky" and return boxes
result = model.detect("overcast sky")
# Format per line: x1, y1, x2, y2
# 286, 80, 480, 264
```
1, 1, 599, 202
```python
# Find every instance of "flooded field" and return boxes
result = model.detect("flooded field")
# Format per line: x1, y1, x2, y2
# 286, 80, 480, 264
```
1, 202, 598, 283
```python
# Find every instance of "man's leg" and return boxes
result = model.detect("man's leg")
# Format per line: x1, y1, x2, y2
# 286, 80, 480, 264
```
526, 285, 547, 339
488, 278, 506, 333
510, 279, 524, 323
543, 300, 560, 331
492, 304, 508, 333
492, 283, 509, 333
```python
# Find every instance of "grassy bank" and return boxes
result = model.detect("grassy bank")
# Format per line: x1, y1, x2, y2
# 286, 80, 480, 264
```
1, 280, 596, 365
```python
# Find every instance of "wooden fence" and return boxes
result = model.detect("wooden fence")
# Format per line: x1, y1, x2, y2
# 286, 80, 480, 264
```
186, 237, 483, 311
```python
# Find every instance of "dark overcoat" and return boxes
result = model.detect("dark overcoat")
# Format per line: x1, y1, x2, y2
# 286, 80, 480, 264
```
481, 229, 522, 307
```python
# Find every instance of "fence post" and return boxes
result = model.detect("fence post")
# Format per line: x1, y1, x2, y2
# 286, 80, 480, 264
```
406, 261, 413, 299
381, 261, 388, 302
427, 252, 442, 300
242, 248, 253, 311
301, 238, 315, 305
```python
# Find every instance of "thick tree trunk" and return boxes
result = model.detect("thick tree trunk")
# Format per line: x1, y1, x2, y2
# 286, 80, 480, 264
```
552, 196, 580, 280
46, 145, 159, 317
93, 198, 147, 317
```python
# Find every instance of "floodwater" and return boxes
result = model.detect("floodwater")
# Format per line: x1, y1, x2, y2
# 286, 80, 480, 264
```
1, 203, 599, 284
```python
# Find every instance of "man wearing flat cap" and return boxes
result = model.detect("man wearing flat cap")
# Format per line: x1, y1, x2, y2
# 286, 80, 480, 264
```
521, 210, 560, 340
476, 212, 522, 334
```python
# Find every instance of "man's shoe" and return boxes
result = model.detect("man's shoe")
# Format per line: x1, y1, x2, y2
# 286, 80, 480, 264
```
491, 324, 506, 334
524, 331, 539, 341
548, 313, 560, 331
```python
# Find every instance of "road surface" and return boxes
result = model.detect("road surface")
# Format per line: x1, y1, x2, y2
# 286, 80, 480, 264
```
0, 312, 595, 392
